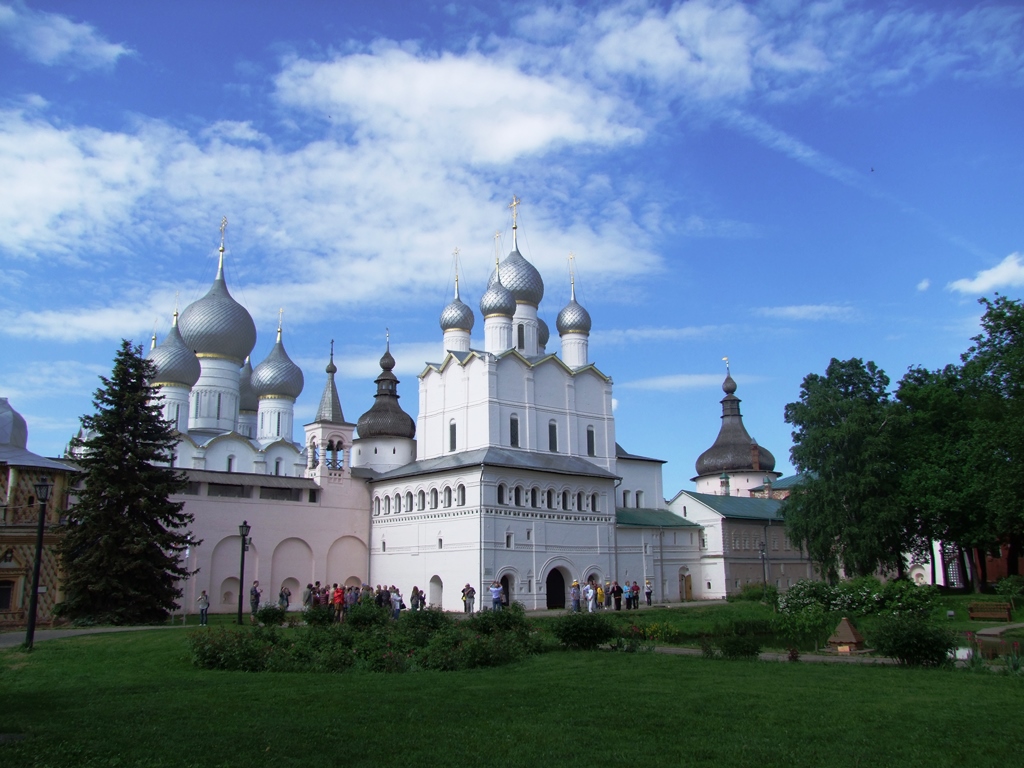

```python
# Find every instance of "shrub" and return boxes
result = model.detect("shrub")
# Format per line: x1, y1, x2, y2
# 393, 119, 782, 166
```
187, 627, 276, 672
302, 605, 334, 627
466, 602, 530, 636
395, 607, 454, 647
255, 603, 287, 627
870, 615, 956, 668
716, 633, 762, 660
345, 601, 391, 630
612, 624, 654, 653
550, 611, 615, 650
730, 582, 778, 607
772, 603, 835, 652
995, 575, 1024, 609
644, 621, 684, 644
418, 626, 468, 671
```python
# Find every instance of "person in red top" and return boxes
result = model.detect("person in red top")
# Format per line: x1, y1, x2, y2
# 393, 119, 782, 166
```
332, 584, 344, 622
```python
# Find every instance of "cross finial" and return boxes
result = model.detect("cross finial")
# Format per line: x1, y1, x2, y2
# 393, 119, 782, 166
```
386, 327, 390, 349
723, 356, 730, 375
568, 251, 576, 300
508, 195, 520, 228
278, 307, 284, 330
219, 216, 228, 251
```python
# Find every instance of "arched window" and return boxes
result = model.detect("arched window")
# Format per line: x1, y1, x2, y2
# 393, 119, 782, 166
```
276, 412, 281, 437
548, 420, 557, 452
274, 458, 281, 476
497, 484, 506, 505
430, 488, 438, 509
510, 414, 519, 448
623, 490, 632, 507
636, 490, 645, 508
586, 426, 596, 457
546, 489, 554, 509
514, 486, 522, 507
577, 491, 584, 511
195, 394, 201, 419
444, 487, 452, 508
457, 484, 466, 506
226, 455, 234, 473
384, 496, 391, 515
530, 487, 538, 507
517, 323, 525, 350
405, 492, 413, 512
374, 498, 381, 516
561, 490, 569, 510
449, 420, 457, 451
591, 493, 599, 512
395, 494, 402, 514
417, 490, 426, 510
216, 393, 222, 420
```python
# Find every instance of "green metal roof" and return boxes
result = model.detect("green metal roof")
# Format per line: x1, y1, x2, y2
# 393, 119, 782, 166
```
616, 507, 700, 528
683, 491, 784, 521
752, 473, 806, 491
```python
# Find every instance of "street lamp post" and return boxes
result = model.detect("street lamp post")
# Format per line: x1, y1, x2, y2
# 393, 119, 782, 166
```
25, 476, 54, 652
759, 541, 768, 597
237, 521, 251, 625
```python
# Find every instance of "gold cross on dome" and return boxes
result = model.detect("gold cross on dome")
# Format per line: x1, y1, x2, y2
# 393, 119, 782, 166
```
219, 216, 228, 249
278, 308, 284, 329
508, 196, 520, 227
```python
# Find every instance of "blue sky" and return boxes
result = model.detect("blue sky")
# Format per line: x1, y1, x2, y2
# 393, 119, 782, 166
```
1, 0, 1022, 495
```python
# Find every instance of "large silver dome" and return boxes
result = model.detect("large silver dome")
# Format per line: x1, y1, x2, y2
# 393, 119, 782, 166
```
556, 298, 592, 335
238, 357, 258, 411
488, 248, 544, 307
0, 397, 28, 449
440, 279, 475, 331
356, 345, 415, 439
148, 314, 201, 388
251, 329, 304, 400
479, 276, 516, 318
178, 255, 257, 364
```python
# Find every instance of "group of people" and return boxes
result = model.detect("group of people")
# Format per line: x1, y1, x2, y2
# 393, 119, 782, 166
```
296, 581, 430, 621
569, 579, 653, 612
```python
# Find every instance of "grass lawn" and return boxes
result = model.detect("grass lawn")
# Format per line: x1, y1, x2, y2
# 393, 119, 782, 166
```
2, 628, 1022, 768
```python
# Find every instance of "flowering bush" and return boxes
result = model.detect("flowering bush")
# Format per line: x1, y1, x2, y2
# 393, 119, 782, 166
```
778, 578, 937, 618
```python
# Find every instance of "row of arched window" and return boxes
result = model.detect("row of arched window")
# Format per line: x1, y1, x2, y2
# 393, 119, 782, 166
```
507, 415, 598, 458
374, 484, 467, 516
497, 483, 600, 513
621, 489, 646, 508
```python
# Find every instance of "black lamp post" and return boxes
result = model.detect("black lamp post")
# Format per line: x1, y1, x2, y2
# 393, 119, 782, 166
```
759, 540, 769, 596
237, 521, 251, 625
25, 476, 54, 652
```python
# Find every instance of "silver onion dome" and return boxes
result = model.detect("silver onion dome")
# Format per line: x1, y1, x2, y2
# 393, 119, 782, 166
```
148, 313, 201, 387
356, 344, 416, 439
479, 276, 516, 318
440, 278, 475, 331
487, 241, 544, 307
238, 357, 258, 411
178, 254, 257, 364
556, 298, 592, 335
538, 318, 550, 348
0, 397, 28, 449
251, 328, 304, 400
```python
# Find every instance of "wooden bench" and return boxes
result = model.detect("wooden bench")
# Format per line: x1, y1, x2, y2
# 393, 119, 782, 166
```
968, 602, 1013, 622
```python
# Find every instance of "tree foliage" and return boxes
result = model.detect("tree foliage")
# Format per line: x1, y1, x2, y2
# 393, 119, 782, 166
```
57, 340, 195, 624
783, 358, 914, 581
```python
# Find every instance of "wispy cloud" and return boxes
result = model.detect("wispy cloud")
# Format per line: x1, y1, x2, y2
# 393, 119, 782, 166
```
948, 253, 1024, 294
917, 278, 930, 292
594, 325, 728, 345
619, 373, 732, 392
0, 2, 133, 70
754, 304, 854, 321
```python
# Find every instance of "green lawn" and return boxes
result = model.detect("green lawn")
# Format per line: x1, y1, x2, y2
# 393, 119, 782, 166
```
2, 628, 1022, 768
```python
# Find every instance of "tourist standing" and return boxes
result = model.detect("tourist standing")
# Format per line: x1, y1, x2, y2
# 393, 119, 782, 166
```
611, 581, 623, 610
249, 580, 262, 621
570, 580, 581, 612
583, 581, 596, 613
279, 584, 291, 610
302, 583, 313, 609
596, 583, 605, 610
196, 590, 209, 626
631, 582, 641, 610
489, 580, 504, 611
645, 581, 653, 606
391, 587, 403, 620
464, 584, 476, 613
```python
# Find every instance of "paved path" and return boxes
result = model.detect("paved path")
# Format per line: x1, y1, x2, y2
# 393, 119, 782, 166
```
975, 621, 1024, 638
0, 624, 186, 649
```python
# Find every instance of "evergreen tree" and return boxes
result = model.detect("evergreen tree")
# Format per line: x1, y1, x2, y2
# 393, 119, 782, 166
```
783, 358, 914, 581
58, 340, 195, 624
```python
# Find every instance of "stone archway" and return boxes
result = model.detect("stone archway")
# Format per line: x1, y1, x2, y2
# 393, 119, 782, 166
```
500, 574, 513, 607
428, 575, 443, 608
546, 569, 566, 609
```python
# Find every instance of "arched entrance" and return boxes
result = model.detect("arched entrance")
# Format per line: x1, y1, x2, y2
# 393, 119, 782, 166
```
546, 569, 566, 609
500, 574, 513, 607
428, 575, 443, 608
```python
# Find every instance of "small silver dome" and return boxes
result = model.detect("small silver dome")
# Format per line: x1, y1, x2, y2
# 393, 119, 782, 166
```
238, 357, 258, 411
251, 329, 304, 400
148, 314, 201, 388
538, 318, 550, 348
487, 241, 544, 307
0, 397, 28, 449
556, 299, 592, 335
440, 279, 475, 331
178, 254, 257, 364
480, 277, 516, 318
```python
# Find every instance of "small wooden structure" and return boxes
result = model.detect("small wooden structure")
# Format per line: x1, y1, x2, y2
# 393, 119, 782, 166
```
827, 617, 865, 654
968, 602, 1013, 622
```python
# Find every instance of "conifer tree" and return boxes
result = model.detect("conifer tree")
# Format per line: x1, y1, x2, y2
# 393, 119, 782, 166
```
58, 340, 195, 624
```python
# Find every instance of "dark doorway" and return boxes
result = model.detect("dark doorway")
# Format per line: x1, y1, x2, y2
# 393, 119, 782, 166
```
500, 574, 512, 607
546, 569, 565, 609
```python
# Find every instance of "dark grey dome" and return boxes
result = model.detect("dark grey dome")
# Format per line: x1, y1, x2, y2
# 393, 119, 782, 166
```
440, 279, 475, 331
487, 233, 544, 307
0, 397, 28, 449
356, 345, 415, 439
251, 329, 304, 400
238, 357, 258, 411
178, 255, 257, 364
556, 298, 591, 335
538, 318, 550, 348
148, 314, 201, 388
480, 276, 516, 318
695, 375, 776, 476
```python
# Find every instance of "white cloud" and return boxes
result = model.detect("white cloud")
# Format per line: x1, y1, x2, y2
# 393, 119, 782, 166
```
948, 253, 1024, 294
917, 278, 930, 292
594, 325, 727, 345
0, 359, 109, 404
619, 373, 730, 391
0, 2, 132, 69
755, 304, 854, 321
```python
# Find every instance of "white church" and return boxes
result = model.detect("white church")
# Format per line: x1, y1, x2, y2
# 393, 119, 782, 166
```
130, 200, 811, 614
